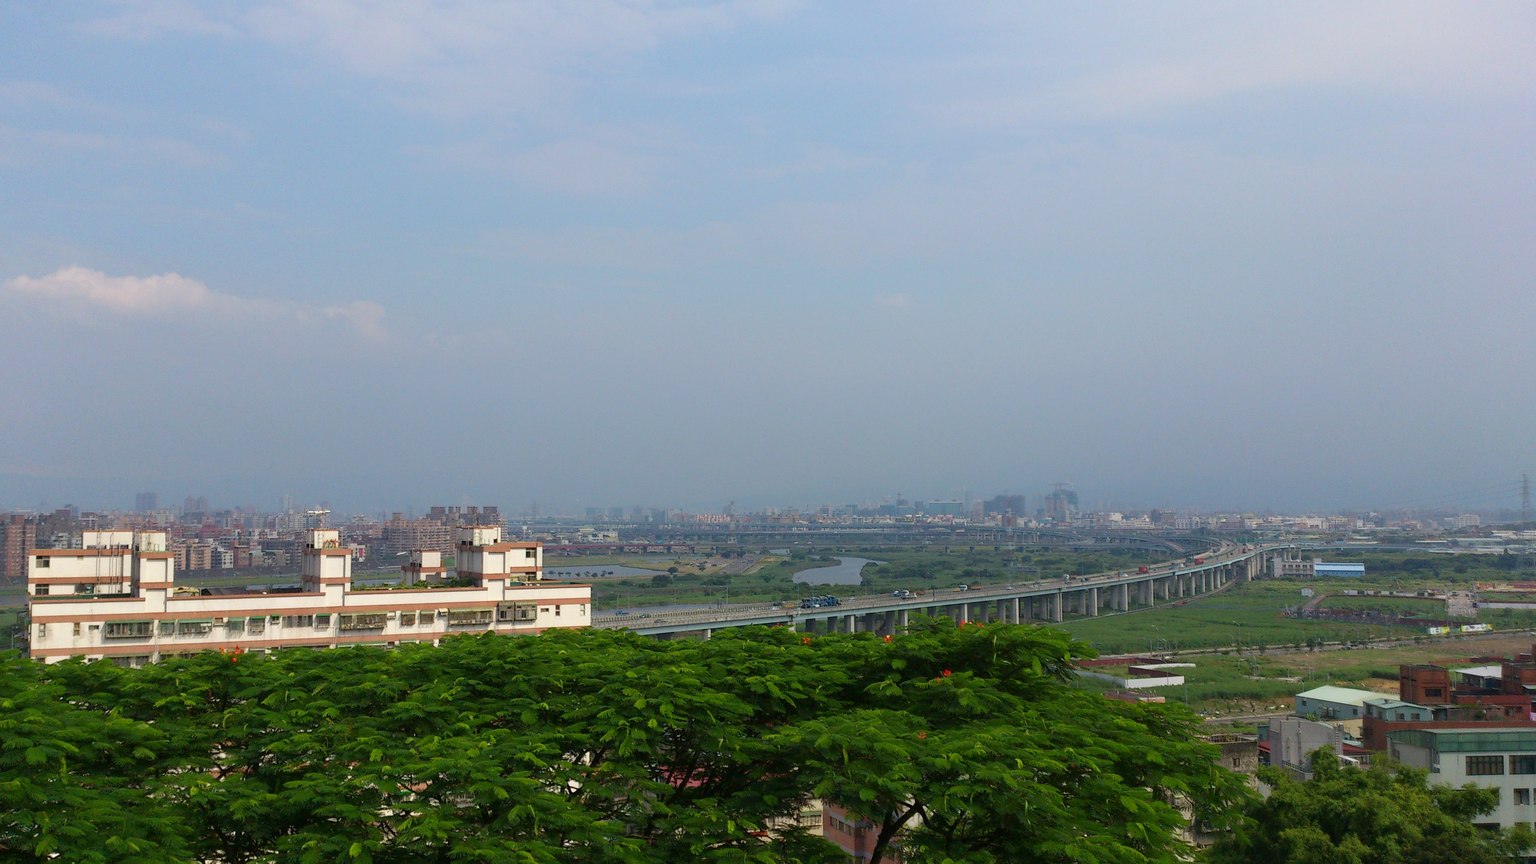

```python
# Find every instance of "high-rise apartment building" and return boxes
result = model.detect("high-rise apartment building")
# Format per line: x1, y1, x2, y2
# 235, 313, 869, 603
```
0, 514, 38, 583
382, 514, 453, 556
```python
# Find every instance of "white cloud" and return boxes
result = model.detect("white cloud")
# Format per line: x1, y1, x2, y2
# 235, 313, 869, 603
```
0, 123, 218, 169
4, 266, 388, 339
6, 266, 222, 312
321, 300, 388, 341
0, 81, 96, 113
85, 0, 796, 119
927, 5, 1536, 130
81, 0, 239, 39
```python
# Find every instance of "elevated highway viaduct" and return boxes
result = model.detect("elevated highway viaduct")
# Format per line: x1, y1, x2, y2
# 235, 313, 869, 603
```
592, 541, 1276, 639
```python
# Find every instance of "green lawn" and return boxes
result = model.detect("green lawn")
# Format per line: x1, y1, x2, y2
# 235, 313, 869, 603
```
1056, 580, 1426, 654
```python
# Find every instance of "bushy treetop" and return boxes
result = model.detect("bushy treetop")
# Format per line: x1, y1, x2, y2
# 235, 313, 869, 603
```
3, 621, 1247, 863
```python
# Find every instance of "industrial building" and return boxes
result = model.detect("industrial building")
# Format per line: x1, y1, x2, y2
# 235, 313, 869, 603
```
1269, 551, 1365, 578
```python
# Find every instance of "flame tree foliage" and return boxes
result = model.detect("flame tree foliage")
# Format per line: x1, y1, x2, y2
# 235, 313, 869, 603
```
1208, 756, 1535, 864
1, 619, 1248, 864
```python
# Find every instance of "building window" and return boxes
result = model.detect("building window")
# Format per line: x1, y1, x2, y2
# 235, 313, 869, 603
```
338, 613, 387, 631
283, 615, 315, 629
34, 585, 48, 596
448, 609, 493, 626
1513, 756, 1536, 774
1467, 756, 1505, 776
554, 605, 561, 617
225, 618, 245, 635
398, 612, 417, 627
418, 611, 435, 626
314, 614, 331, 629
36, 558, 49, 568
158, 621, 176, 637
35, 624, 46, 638
1516, 789, 1532, 806
247, 617, 266, 635
103, 621, 153, 639
176, 620, 213, 637
496, 603, 537, 623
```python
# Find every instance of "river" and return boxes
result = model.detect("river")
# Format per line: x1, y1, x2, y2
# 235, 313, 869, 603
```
794, 556, 882, 586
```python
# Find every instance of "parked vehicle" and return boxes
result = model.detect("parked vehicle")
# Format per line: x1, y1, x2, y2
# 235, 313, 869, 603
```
1137, 565, 1150, 574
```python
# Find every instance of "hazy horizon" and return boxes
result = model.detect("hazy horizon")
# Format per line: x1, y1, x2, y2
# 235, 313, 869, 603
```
3, 4, 1532, 517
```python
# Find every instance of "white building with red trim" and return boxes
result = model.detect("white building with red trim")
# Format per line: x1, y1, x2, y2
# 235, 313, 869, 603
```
26, 526, 590, 665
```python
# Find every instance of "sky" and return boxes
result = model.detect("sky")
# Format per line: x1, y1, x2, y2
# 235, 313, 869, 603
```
1, 2, 1533, 517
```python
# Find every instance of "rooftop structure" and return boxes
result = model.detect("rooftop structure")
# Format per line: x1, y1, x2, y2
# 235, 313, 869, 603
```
1294, 685, 1383, 721
26, 526, 589, 665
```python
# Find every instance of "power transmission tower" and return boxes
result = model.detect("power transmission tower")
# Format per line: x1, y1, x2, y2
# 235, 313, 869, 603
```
1521, 474, 1533, 578
1523, 473, 1531, 527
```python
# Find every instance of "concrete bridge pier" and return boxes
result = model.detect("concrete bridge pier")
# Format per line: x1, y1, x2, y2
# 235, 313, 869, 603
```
1089, 587, 1100, 616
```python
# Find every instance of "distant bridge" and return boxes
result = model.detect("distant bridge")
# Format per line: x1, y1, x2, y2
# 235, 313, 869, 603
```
592, 542, 1275, 639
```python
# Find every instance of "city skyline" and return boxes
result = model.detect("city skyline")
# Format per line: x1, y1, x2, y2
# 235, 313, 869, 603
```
2, 4, 1532, 515
4, 479, 1529, 523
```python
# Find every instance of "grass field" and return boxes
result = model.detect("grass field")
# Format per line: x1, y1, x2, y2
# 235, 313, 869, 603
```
1056, 571, 1536, 655
1316, 595, 1452, 616
1055, 552, 1536, 717
1054, 580, 1411, 654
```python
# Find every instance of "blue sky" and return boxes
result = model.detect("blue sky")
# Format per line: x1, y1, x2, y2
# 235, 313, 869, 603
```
2, 2, 1533, 516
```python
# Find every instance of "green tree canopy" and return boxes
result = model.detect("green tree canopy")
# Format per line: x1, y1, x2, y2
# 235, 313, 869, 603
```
1208, 755, 1535, 864
5, 619, 1246, 863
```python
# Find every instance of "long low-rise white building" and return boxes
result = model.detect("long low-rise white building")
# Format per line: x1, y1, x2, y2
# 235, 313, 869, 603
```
27, 526, 590, 665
